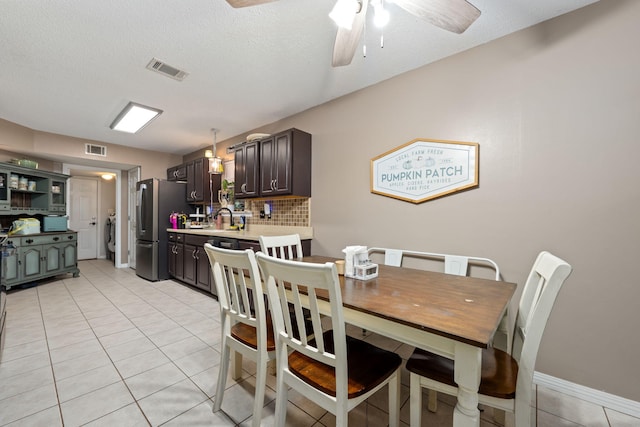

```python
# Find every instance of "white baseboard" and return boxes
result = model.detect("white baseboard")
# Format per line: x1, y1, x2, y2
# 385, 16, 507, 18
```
534, 371, 640, 418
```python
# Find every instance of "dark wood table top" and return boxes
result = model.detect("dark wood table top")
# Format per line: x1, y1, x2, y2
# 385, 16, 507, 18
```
304, 256, 517, 348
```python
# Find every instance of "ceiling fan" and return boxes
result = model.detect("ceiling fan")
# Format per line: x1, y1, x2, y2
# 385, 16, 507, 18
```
225, 0, 481, 67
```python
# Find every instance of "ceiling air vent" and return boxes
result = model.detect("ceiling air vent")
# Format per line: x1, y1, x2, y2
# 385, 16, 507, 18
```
85, 143, 107, 157
146, 58, 188, 81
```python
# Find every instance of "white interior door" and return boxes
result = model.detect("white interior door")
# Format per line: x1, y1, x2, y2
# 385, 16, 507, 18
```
128, 167, 140, 268
69, 177, 99, 260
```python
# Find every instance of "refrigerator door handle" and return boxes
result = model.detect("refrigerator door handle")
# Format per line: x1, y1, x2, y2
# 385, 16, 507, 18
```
137, 183, 147, 236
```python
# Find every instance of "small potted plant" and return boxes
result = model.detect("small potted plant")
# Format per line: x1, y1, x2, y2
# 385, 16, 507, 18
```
218, 179, 234, 207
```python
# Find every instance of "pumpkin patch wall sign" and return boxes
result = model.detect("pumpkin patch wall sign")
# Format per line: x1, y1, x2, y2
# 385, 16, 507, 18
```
370, 138, 479, 203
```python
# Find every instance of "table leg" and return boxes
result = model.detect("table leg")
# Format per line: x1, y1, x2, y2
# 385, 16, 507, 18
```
453, 343, 482, 427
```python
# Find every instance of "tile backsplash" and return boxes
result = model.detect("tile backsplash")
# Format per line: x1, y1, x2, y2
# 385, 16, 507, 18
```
242, 198, 310, 227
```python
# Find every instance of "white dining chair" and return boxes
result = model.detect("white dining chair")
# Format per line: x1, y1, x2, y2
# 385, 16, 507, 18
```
256, 252, 402, 427
259, 233, 303, 260
203, 244, 275, 427
260, 233, 313, 337
406, 251, 572, 427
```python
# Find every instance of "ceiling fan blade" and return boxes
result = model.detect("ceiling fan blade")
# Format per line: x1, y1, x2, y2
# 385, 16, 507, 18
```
225, 0, 277, 8
393, 0, 480, 34
332, 0, 370, 67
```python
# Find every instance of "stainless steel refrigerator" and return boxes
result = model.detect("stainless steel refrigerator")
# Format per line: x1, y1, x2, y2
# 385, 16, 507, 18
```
136, 178, 190, 281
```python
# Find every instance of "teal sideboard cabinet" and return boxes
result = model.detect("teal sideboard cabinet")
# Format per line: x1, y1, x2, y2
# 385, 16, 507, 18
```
3, 232, 79, 290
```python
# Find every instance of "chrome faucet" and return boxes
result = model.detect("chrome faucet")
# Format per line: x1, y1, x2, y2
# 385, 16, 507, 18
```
214, 208, 235, 226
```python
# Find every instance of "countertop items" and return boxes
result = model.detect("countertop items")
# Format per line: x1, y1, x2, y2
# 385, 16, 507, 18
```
167, 225, 313, 242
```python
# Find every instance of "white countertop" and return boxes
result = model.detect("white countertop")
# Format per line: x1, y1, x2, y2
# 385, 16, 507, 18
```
166, 225, 313, 242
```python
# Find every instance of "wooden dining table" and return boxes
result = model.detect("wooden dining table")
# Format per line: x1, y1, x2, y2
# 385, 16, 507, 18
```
302, 256, 517, 427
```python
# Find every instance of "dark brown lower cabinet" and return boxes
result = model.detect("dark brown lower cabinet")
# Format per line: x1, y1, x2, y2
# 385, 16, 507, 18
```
168, 233, 213, 294
168, 233, 184, 280
167, 232, 311, 298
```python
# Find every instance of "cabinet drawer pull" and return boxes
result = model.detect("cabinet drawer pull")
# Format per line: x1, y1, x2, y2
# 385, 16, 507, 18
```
53, 237, 59, 241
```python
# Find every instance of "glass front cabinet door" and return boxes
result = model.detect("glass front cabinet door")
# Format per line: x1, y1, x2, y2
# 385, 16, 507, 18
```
50, 179, 67, 214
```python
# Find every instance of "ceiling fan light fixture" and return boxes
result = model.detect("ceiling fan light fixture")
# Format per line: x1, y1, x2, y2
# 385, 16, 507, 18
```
330, 0, 361, 30
372, 0, 390, 27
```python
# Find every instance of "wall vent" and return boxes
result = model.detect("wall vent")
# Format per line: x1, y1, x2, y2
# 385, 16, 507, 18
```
146, 58, 189, 81
85, 143, 107, 157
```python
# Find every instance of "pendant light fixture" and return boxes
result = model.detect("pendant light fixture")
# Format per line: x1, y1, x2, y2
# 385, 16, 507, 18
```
208, 128, 224, 175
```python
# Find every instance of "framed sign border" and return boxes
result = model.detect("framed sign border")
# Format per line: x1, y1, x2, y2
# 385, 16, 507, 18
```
370, 138, 479, 204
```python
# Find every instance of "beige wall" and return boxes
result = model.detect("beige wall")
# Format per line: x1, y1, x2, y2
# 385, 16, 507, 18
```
215, 0, 638, 401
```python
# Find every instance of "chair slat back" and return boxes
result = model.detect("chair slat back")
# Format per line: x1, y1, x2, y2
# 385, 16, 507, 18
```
256, 253, 347, 385
384, 249, 403, 267
204, 244, 266, 332
444, 255, 470, 276
259, 234, 303, 260
512, 251, 572, 423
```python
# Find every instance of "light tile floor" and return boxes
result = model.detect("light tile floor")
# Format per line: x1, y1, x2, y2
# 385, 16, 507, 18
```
1, 259, 638, 426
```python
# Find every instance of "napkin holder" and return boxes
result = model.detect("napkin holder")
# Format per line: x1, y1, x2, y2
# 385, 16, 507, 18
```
343, 245, 365, 278
342, 246, 378, 280
354, 262, 379, 280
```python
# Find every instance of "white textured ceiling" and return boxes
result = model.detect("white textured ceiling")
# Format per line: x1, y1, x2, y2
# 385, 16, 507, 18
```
0, 0, 598, 156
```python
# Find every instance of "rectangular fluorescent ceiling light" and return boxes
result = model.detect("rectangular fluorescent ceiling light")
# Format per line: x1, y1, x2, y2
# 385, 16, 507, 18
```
110, 102, 163, 133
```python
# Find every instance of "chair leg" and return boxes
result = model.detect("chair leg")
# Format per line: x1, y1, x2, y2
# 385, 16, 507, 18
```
428, 389, 438, 412
388, 371, 401, 427
251, 358, 268, 427
409, 373, 422, 427
213, 343, 231, 412
274, 368, 288, 427
231, 349, 243, 380
336, 409, 348, 426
